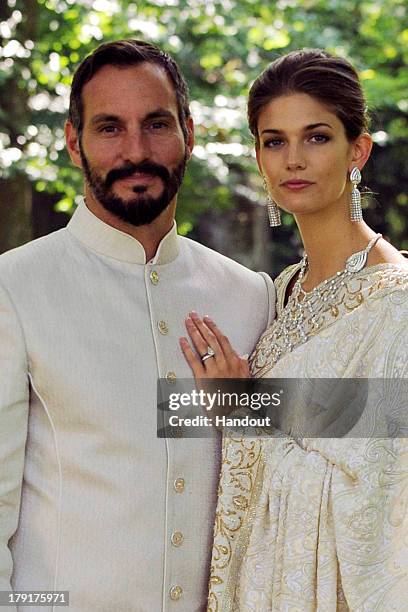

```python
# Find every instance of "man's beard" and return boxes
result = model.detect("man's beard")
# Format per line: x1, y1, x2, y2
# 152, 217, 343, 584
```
79, 143, 188, 227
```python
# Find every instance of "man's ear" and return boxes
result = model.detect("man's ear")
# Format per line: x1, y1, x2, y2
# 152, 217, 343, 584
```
65, 120, 83, 169
185, 116, 195, 160
348, 132, 373, 173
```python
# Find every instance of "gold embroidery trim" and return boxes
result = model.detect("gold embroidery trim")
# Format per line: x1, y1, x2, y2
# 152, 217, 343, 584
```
208, 434, 264, 611
250, 265, 408, 378
222, 448, 265, 611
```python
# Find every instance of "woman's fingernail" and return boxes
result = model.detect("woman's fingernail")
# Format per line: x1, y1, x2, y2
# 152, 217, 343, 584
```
204, 315, 213, 323
190, 311, 199, 319
242, 354, 249, 360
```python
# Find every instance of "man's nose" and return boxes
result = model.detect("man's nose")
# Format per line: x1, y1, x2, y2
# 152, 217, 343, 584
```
121, 129, 151, 164
286, 143, 306, 171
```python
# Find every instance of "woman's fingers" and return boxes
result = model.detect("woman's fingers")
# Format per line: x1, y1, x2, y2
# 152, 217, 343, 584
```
185, 316, 213, 362
182, 313, 250, 379
185, 315, 224, 377
187, 312, 224, 362
179, 337, 205, 378
180, 335, 220, 380
203, 315, 238, 358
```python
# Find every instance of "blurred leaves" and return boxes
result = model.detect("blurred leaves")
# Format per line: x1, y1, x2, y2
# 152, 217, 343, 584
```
1, 0, 407, 258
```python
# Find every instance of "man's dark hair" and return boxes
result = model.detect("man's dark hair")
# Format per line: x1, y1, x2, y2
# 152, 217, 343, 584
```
68, 39, 191, 142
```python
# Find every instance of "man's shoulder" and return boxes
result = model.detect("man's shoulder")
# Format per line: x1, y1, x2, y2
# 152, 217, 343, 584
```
179, 235, 269, 281
0, 228, 68, 281
179, 236, 276, 324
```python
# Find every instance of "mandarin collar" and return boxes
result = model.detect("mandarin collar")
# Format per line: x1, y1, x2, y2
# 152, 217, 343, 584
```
67, 198, 179, 265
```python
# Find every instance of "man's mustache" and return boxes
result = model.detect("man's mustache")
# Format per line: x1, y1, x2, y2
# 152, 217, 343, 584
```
105, 162, 170, 188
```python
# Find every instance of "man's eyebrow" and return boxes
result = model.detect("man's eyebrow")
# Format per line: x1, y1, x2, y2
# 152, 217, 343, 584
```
90, 109, 176, 126
260, 122, 333, 136
90, 114, 122, 126
143, 109, 176, 121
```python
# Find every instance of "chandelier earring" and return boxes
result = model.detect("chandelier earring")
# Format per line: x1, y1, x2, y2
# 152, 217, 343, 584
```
349, 166, 363, 222
262, 177, 281, 227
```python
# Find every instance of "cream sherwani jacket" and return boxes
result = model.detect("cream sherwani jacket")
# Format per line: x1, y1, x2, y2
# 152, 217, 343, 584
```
0, 201, 275, 612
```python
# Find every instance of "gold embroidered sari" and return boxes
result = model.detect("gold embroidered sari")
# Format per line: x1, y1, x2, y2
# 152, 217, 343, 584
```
208, 264, 408, 611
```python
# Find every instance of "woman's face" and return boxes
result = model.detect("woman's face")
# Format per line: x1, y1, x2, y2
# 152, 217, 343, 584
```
256, 93, 369, 218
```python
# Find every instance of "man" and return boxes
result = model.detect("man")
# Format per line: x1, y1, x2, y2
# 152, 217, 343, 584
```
0, 40, 275, 611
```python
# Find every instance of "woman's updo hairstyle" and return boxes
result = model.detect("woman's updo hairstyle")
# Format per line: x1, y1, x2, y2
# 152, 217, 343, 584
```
248, 49, 370, 146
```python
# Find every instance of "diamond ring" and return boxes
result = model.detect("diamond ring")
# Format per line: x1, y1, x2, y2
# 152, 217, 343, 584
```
201, 347, 215, 363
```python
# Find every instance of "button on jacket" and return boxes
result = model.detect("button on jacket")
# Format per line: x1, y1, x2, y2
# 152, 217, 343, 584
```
0, 200, 275, 611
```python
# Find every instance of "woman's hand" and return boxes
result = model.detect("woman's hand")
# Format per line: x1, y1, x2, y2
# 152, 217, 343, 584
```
179, 311, 250, 379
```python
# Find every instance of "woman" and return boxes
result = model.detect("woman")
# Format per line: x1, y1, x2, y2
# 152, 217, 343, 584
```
180, 49, 408, 610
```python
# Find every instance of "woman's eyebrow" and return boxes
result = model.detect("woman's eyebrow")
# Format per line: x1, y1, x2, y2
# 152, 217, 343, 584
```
260, 122, 333, 136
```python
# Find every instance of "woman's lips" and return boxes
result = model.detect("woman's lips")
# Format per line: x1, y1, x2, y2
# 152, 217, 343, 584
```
282, 180, 314, 190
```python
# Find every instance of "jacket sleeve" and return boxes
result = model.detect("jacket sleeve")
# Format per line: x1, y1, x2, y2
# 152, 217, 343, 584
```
0, 280, 29, 592
257, 271, 276, 327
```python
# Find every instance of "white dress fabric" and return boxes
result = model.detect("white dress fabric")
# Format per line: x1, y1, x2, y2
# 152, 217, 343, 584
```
209, 263, 408, 611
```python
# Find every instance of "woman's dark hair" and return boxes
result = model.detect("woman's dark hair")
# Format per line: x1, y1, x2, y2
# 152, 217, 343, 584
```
248, 49, 370, 146
68, 39, 190, 142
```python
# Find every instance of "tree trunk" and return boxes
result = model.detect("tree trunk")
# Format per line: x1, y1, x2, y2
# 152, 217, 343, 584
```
0, 176, 32, 254
0, 0, 38, 254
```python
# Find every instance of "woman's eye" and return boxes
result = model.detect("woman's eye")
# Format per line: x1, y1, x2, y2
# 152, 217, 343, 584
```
310, 134, 329, 143
263, 138, 283, 148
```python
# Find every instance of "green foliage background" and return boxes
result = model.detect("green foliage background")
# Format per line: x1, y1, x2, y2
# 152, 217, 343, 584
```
1, 0, 407, 274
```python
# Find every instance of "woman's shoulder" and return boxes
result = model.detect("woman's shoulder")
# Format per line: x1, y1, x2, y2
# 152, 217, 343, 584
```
274, 262, 301, 313
274, 262, 301, 286
363, 263, 408, 302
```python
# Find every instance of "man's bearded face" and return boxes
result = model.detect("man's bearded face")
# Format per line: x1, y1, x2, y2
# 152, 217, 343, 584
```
74, 62, 192, 227
80, 143, 188, 227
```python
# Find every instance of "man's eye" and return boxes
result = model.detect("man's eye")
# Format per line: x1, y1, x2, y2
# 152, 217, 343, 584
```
100, 125, 119, 133
150, 121, 168, 130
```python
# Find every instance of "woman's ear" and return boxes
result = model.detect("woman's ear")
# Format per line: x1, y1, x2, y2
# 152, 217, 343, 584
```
255, 144, 263, 175
349, 132, 373, 173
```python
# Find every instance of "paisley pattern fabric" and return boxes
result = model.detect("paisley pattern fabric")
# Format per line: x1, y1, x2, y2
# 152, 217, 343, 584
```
208, 264, 408, 611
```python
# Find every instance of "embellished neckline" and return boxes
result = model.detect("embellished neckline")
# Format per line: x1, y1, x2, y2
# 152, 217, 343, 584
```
281, 262, 408, 314
298, 233, 382, 296
250, 264, 408, 378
